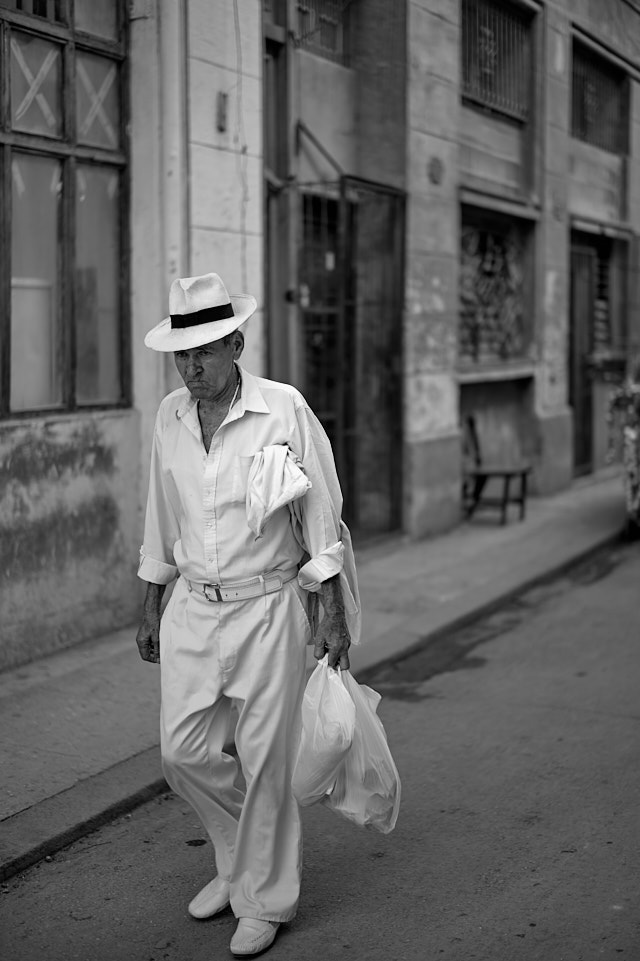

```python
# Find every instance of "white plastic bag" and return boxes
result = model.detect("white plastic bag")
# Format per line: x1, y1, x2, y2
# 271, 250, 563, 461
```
292, 655, 356, 807
322, 671, 401, 834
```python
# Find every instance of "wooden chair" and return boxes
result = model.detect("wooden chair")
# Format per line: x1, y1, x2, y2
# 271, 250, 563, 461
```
462, 414, 532, 525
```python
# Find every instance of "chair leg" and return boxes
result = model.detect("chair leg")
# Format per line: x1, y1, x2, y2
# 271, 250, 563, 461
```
500, 475, 511, 525
467, 476, 487, 518
519, 472, 528, 521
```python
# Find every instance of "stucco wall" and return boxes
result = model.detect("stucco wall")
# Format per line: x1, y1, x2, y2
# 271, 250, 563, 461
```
0, 412, 140, 671
0, 3, 167, 669
297, 52, 357, 182
404, 0, 461, 536
536, 0, 640, 490
187, 0, 265, 376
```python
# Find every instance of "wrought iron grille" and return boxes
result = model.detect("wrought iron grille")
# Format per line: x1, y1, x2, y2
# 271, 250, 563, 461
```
459, 220, 528, 364
296, 0, 352, 65
461, 0, 532, 122
572, 41, 628, 154
0, 0, 62, 20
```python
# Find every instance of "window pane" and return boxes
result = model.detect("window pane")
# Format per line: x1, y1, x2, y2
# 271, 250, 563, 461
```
0, 1, 63, 21
76, 52, 120, 150
11, 32, 62, 138
571, 42, 627, 154
75, 0, 118, 40
75, 166, 122, 405
11, 154, 62, 411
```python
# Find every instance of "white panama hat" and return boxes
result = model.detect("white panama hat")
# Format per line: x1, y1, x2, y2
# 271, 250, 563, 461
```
144, 272, 257, 351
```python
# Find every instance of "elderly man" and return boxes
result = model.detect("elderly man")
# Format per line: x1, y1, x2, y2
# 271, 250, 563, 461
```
136, 272, 359, 957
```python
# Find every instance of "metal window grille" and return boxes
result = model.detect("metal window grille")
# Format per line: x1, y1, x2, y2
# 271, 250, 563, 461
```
462, 0, 532, 122
459, 219, 529, 364
571, 41, 628, 155
296, 1, 352, 66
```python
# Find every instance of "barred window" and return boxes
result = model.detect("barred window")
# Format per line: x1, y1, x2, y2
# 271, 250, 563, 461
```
296, 0, 352, 66
571, 41, 628, 155
461, 0, 533, 122
0, 0, 128, 416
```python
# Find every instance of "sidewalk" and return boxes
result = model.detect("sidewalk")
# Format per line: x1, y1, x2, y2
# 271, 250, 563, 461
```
0, 469, 628, 882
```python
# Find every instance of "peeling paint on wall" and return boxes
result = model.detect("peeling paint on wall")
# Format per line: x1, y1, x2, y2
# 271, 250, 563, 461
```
0, 494, 118, 584
0, 422, 115, 489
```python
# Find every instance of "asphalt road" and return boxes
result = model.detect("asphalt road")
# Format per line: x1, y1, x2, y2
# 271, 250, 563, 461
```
2, 542, 640, 961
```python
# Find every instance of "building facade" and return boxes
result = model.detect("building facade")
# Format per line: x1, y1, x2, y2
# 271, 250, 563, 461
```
1, 0, 639, 668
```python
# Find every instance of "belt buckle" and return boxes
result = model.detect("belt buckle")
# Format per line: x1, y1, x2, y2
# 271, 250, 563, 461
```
203, 583, 223, 602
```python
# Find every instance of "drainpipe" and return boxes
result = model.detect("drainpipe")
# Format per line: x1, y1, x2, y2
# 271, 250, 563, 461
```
159, 0, 189, 393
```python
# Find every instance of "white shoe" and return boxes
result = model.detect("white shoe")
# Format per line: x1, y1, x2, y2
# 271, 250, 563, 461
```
187, 876, 230, 919
230, 918, 280, 956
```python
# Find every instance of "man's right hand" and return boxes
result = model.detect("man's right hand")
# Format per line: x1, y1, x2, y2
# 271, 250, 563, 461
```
137, 583, 166, 664
136, 615, 161, 663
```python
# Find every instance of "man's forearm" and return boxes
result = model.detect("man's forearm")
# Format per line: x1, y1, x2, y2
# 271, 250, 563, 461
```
143, 581, 166, 619
319, 573, 346, 619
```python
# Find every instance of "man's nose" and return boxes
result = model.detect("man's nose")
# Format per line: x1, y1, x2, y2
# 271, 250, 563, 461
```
185, 358, 202, 375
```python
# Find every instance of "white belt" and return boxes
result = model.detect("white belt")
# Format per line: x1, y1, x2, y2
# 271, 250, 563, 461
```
184, 567, 298, 603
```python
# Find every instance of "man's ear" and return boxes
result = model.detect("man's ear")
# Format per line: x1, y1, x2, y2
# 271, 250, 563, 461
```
232, 330, 245, 358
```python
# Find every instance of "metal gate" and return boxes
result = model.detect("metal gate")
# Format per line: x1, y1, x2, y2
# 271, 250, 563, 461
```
298, 177, 405, 538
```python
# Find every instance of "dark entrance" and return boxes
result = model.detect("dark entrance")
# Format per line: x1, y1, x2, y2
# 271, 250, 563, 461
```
299, 177, 405, 538
569, 244, 596, 475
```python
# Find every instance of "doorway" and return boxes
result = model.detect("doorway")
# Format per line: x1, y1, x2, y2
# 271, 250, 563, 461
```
569, 244, 596, 475
298, 177, 405, 538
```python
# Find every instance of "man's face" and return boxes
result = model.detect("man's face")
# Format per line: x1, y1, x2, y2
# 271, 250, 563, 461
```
174, 333, 243, 402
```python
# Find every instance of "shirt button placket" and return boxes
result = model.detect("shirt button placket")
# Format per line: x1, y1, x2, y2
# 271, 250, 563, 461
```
204, 438, 221, 582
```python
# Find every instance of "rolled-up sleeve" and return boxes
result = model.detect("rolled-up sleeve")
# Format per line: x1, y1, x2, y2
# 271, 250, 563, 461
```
291, 401, 344, 585
137, 410, 180, 585
292, 400, 361, 643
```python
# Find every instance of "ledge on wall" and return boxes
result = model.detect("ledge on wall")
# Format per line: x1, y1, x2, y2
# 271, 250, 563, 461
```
456, 363, 535, 384
459, 187, 541, 221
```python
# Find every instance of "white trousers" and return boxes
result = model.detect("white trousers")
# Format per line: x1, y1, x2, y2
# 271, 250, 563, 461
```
159, 574, 310, 923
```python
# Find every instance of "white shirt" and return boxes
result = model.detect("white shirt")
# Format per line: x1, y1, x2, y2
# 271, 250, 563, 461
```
138, 366, 347, 591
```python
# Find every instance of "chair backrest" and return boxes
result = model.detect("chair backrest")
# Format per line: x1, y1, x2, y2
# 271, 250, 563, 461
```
462, 414, 482, 469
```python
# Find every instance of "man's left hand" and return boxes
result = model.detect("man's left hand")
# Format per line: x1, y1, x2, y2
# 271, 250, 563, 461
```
313, 612, 351, 671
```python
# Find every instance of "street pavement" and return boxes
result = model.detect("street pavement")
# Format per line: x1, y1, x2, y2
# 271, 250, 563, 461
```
0, 468, 629, 883
2, 534, 640, 961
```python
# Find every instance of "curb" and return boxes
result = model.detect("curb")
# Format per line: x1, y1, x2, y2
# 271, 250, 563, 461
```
0, 527, 624, 883
355, 528, 625, 682
0, 748, 167, 883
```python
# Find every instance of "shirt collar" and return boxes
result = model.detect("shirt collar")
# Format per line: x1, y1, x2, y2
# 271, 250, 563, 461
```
237, 365, 270, 415
176, 389, 196, 420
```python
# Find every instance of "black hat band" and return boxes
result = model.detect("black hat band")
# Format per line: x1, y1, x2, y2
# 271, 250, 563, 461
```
170, 303, 235, 329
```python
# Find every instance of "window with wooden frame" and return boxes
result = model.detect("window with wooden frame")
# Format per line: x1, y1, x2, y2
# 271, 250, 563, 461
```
295, 0, 352, 65
571, 40, 629, 155
461, 0, 534, 123
0, 0, 128, 416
